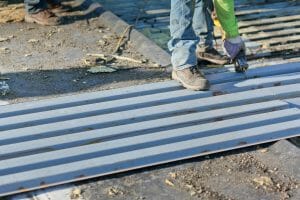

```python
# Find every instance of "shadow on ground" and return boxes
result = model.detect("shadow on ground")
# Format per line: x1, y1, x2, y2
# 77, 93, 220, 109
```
1, 67, 169, 101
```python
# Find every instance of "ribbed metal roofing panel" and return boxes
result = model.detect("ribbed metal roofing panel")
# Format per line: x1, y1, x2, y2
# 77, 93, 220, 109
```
0, 62, 300, 197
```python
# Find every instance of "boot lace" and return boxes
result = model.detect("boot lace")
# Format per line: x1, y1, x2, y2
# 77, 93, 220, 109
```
189, 67, 204, 78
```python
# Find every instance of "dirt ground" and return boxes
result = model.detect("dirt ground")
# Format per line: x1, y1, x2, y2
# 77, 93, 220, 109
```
80, 141, 299, 200
0, 1, 299, 200
0, 1, 169, 104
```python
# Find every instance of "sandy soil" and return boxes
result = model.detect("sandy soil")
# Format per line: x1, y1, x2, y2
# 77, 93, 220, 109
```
0, 1, 169, 104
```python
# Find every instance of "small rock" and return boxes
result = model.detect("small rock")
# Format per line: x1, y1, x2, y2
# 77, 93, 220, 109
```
28, 39, 39, 43
165, 179, 175, 187
70, 188, 81, 199
276, 183, 282, 189
108, 188, 116, 196
190, 191, 196, 196
102, 35, 111, 40
259, 148, 268, 153
107, 187, 123, 196
0, 37, 9, 42
83, 57, 98, 66
0, 47, 10, 54
24, 54, 32, 57
197, 188, 203, 194
47, 30, 57, 38
281, 192, 290, 199
169, 172, 177, 179
185, 184, 194, 189
253, 176, 273, 186
98, 39, 107, 46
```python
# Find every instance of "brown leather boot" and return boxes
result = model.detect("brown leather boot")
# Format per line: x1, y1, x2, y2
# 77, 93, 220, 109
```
197, 47, 228, 65
172, 67, 210, 91
25, 9, 61, 26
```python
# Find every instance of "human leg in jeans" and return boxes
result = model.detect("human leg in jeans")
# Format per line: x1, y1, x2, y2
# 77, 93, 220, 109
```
24, 0, 61, 25
168, 0, 209, 91
193, 0, 228, 65
0, 0, 8, 7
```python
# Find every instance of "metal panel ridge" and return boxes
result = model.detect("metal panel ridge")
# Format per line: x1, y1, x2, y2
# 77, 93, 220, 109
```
0, 118, 300, 196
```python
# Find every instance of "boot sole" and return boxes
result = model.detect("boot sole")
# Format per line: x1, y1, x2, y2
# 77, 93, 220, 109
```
198, 56, 228, 65
172, 71, 210, 91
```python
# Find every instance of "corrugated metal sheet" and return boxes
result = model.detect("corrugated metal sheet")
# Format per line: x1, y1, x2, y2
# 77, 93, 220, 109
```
0, 62, 300, 197
285, 97, 300, 108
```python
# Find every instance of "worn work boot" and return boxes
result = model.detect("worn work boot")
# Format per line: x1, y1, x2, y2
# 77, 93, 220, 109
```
197, 47, 228, 65
25, 9, 61, 26
172, 67, 210, 91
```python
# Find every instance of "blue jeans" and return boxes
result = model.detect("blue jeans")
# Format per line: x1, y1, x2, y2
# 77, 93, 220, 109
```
24, 0, 61, 14
168, 0, 214, 70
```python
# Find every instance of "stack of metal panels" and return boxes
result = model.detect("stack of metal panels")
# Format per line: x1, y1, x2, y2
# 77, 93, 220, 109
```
0, 62, 300, 197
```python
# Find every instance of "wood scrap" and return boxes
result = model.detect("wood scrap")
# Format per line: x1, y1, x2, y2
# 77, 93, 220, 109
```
87, 65, 117, 73
87, 53, 147, 64
0, 4, 25, 23
112, 25, 133, 54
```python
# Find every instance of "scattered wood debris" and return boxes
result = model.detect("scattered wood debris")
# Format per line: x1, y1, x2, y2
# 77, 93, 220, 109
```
0, 47, 10, 54
70, 188, 82, 199
0, 37, 9, 42
165, 179, 175, 187
87, 65, 117, 73
0, 76, 9, 80
0, 4, 25, 23
28, 39, 39, 43
169, 172, 177, 179
87, 53, 148, 64
107, 187, 124, 196
253, 176, 274, 186
84, 53, 152, 73
259, 148, 268, 153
